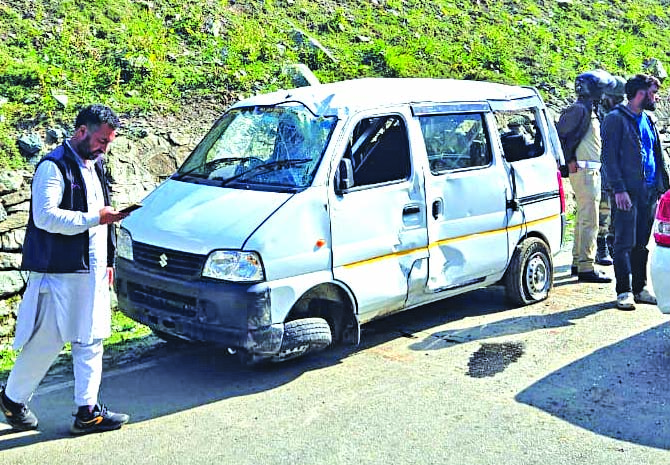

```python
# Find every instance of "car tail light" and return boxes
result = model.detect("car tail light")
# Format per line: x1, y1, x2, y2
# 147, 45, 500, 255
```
654, 190, 670, 247
557, 171, 566, 214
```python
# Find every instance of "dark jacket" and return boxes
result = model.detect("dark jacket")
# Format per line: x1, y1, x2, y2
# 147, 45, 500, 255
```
601, 104, 670, 196
21, 143, 115, 273
556, 98, 595, 164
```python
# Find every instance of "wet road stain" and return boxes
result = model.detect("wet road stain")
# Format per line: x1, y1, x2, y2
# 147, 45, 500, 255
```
467, 342, 525, 378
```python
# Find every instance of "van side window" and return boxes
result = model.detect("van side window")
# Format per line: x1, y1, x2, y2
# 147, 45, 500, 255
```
419, 113, 491, 174
493, 108, 546, 162
343, 116, 411, 187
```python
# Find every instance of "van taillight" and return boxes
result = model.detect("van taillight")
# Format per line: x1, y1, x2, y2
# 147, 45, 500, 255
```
557, 171, 566, 213
654, 190, 670, 247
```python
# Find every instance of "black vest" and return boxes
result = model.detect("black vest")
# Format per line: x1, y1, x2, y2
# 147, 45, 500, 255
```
21, 143, 115, 273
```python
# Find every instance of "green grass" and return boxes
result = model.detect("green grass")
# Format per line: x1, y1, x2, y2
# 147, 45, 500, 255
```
1, 0, 670, 168
0, 311, 153, 382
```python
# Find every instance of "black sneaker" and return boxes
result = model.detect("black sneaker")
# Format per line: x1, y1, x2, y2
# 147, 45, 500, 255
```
0, 386, 39, 431
70, 404, 129, 435
577, 269, 612, 283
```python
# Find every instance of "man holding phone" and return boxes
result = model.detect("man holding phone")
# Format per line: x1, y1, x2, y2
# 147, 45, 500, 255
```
0, 104, 132, 435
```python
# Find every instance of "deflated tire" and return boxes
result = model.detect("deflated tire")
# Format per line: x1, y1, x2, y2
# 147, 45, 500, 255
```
273, 317, 332, 362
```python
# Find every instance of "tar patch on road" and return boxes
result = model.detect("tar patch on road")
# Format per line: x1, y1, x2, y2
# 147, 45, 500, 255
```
467, 342, 525, 378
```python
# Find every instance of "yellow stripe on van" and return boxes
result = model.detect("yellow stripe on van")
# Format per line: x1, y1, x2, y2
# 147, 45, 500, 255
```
341, 213, 560, 269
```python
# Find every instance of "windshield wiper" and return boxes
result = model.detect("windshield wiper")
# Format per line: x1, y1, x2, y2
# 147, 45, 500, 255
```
219, 158, 312, 187
175, 157, 251, 180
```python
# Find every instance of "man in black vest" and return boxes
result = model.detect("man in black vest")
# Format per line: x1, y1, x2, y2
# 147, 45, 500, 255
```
0, 105, 131, 434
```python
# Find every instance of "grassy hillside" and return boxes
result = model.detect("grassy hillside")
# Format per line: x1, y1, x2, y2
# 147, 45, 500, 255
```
1, 0, 669, 168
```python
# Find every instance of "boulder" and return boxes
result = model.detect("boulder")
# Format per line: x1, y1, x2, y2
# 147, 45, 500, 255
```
0, 212, 28, 234
0, 252, 22, 269
0, 270, 25, 298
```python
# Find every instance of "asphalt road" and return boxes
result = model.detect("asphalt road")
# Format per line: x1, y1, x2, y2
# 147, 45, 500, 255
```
1, 247, 669, 465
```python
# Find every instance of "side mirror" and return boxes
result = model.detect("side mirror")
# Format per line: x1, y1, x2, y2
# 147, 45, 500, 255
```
335, 158, 354, 194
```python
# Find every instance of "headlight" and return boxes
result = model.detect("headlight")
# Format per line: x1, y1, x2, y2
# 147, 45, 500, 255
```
116, 228, 133, 261
202, 250, 265, 282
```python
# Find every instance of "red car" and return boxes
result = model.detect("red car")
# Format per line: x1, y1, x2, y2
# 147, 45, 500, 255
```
651, 189, 670, 314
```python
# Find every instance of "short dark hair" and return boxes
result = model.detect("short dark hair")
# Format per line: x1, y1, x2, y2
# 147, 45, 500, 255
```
74, 104, 120, 131
625, 74, 661, 100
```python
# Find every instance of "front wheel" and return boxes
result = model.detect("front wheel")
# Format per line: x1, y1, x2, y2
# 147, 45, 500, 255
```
270, 317, 332, 363
504, 237, 553, 306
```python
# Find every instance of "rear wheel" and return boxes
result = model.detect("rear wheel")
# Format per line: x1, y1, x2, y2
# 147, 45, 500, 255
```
504, 237, 553, 306
270, 317, 332, 362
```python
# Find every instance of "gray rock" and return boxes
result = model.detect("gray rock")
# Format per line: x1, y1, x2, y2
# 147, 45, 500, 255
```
1, 229, 25, 251
17, 133, 43, 155
0, 204, 6, 223
7, 202, 29, 214
0, 270, 25, 298
167, 132, 192, 146
283, 64, 320, 88
644, 57, 668, 82
51, 92, 68, 108
0, 297, 19, 318
0, 252, 22, 270
2, 189, 30, 207
291, 28, 337, 63
46, 128, 67, 144
0, 212, 29, 234
0, 171, 24, 195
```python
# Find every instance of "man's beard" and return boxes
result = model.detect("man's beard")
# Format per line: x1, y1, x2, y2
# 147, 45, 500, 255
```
642, 93, 656, 111
78, 135, 101, 160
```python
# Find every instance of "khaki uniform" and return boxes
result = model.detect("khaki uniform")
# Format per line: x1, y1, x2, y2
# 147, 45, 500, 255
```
569, 111, 602, 273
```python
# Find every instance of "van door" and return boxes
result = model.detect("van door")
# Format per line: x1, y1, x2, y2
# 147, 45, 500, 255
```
413, 104, 510, 293
329, 112, 428, 322
489, 97, 563, 258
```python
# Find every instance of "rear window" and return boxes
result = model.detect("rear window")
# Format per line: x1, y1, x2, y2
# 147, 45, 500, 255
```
419, 113, 492, 174
493, 108, 546, 162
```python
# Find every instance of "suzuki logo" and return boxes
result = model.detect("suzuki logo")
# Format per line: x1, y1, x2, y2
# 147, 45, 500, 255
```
159, 253, 168, 268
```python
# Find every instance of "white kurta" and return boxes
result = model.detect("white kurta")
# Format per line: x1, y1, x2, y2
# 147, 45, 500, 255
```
13, 147, 111, 350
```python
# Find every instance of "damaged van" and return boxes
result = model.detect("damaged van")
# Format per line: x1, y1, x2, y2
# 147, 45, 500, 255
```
115, 78, 566, 363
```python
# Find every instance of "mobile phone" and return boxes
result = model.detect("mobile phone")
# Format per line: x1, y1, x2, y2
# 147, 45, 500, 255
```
119, 203, 143, 214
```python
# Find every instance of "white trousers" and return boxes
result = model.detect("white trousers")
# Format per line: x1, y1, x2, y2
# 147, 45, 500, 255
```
5, 290, 103, 407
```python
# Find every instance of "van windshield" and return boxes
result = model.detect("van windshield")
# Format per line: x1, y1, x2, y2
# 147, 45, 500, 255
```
175, 103, 337, 191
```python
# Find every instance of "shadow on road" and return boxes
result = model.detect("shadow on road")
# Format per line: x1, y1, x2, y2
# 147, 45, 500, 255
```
0, 285, 514, 452
516, 322, 670, 450
408, 301, 614, 349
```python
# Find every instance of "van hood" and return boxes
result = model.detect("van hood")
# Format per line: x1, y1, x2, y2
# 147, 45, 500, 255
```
121, 179, 292, 255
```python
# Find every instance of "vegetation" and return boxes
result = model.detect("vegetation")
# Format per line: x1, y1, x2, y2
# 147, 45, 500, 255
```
0, 311, 153, 378
1, 0, 670, 168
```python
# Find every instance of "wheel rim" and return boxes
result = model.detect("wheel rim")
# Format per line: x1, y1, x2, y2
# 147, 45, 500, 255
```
525, 252, 550, 300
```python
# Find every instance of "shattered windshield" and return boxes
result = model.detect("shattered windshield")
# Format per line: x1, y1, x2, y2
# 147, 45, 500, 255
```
175, 103, 337, 191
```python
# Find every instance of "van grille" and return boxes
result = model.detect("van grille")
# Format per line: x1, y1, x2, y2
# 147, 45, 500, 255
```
127, 282, 197, 317
132, 242, 206, 277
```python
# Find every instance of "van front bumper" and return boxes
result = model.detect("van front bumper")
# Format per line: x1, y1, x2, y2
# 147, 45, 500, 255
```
115, 258, 283, 355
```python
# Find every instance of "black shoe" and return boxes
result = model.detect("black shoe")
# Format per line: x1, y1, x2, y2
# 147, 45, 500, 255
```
70, 404, 129, 435
0, 386, 39, 431
595, 237, 613, 266
571, 266, 578, 276
577, 269, 612, 283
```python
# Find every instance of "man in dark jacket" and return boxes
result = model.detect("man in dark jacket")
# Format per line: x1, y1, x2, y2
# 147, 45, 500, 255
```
601, 74, 670, 310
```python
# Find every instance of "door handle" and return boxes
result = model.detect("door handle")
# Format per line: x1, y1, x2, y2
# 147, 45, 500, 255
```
432, 199, 443, 219
403, 204, 421, 216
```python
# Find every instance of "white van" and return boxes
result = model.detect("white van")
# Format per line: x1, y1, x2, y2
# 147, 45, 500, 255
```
115, 78, 566, 362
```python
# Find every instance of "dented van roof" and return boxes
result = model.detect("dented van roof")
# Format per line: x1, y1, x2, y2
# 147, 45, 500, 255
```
230, 78, 541, 117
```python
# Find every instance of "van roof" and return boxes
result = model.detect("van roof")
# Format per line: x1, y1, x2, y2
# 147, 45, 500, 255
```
231, 78, 540, 117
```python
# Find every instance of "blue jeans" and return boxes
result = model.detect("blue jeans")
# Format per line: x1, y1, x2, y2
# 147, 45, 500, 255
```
611, 185, 657, 295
